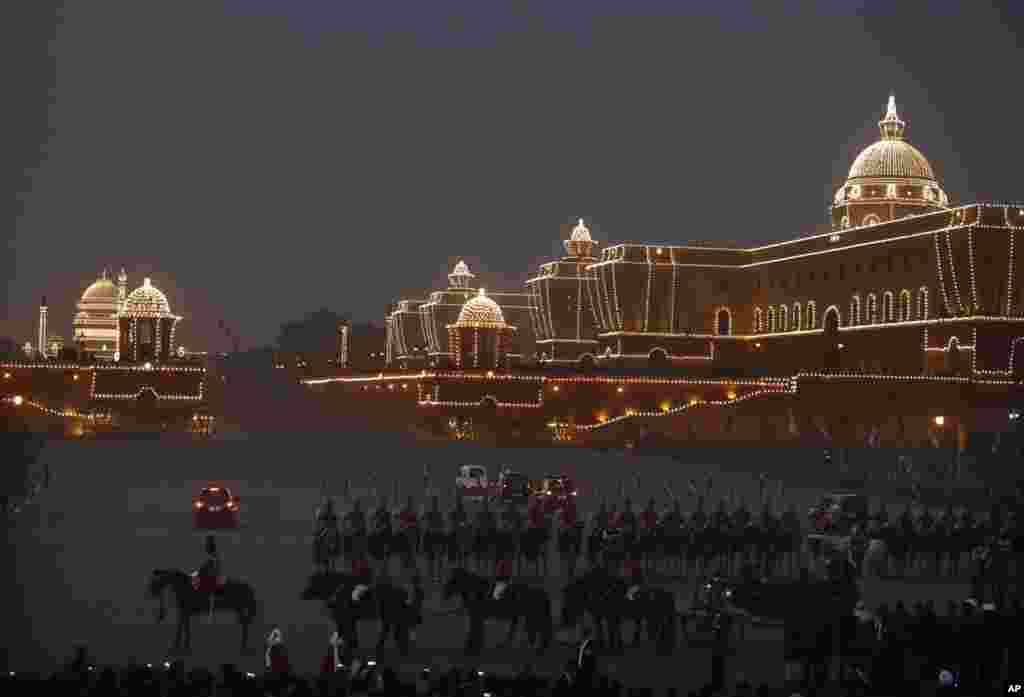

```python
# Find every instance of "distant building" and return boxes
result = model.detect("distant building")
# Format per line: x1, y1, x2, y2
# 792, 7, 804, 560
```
46, 334, 64, 359
72, 269, 123, 360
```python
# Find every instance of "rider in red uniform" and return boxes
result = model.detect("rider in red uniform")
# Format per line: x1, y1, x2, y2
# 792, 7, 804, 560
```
399, 495, 419, 531
640, 498, 658, 533
528, 499, 545, 529
560, 497, 578, 528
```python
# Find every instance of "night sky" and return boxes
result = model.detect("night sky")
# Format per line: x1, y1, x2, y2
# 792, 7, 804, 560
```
7, 1, 1023, 353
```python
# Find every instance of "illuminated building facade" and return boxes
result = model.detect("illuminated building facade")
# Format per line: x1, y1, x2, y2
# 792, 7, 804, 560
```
37, 297, 47, 359
402, 260, 535, 368
118, 278, 181, 363
526, 218, 602, 364
309, 95, 1024, 448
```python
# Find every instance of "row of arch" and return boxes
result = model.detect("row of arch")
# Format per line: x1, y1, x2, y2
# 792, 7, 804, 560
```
753, 288, 931, 333
753, 302, 818, 333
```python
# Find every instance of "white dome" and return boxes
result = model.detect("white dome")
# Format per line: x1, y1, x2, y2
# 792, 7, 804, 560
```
123, 278, 172, 317
570, 218, 593, 242
456, 289, 505, 325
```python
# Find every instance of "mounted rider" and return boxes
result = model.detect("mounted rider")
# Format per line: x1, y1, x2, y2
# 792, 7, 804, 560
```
527, 496, 545, 530
639, 497, 658, 536
624, 556, 644, 600
493, 556, 513, 600
398, 495, 419, 532
449, 495, 469, 532
192, 534, 224, 617
425, 495, 444, 534
618, 497, 638, 539
372, 496, 392, 535
344, 499, 366, 536
316, 495, 339, 532
501, 498, 523, 533
560, 495, 578, 529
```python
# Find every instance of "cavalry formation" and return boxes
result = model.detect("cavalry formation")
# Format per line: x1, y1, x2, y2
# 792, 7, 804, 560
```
147, 475, 1021, 667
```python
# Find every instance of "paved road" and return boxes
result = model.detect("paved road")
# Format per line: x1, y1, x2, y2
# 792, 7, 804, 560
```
2, 433, 971, 693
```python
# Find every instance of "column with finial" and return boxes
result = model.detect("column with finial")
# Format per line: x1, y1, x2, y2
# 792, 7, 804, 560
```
38, 296, 48, 359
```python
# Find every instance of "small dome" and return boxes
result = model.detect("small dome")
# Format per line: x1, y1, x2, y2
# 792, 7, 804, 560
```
123, 277, 172, 317
456, 289, 505, 325
570, 218, 592, 242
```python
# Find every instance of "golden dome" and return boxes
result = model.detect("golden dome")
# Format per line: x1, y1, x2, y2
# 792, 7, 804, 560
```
123, 278, 172, 317
848, 140, 935, 181
82, 275, 118, 302
456, 289, 505, 326
846, 96, 937, 183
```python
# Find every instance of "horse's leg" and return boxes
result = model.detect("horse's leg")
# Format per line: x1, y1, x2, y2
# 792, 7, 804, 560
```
504, 615, 517, 646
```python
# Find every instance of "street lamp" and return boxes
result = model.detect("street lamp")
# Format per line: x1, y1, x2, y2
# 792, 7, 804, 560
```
13, 395, 23, 406
934, 415, 945, 427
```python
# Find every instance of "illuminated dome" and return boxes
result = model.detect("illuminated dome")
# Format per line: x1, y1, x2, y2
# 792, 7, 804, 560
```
123, 278, 172, 317
832, 95, 947, 230
81, 271, 118, 303
456, 289, 506, 326
570, 218, 592, 242
564, 217, 598, 258
448, 260, 476, 289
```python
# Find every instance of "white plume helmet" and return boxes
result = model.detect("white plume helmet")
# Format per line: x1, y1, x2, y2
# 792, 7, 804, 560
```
267, 627, 283, 645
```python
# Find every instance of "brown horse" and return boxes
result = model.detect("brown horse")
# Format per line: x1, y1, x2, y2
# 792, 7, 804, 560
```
148, 569, 260, 653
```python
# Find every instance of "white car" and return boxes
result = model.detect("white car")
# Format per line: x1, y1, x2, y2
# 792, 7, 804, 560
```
456, 465, 493, 500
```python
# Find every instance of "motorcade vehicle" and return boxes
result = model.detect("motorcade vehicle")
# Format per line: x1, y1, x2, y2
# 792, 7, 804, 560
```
193, 484, 240, 529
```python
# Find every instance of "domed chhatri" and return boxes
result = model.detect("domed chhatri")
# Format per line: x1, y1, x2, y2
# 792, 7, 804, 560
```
122, 277, 173, 318
832, 95, 948, 231
448, 289, 516, 370
455, 289, 507, 327
118, 277, 181, 363
564, 217, 598, 259
448, 260, 476, 290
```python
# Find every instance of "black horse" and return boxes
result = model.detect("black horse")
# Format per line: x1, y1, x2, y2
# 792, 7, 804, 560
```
442, 567, 552, 655
423, 526, 449, 581
301, 571, 421, 656
148, 569, 260, 653
327, 579, 422, 656
560, 566, 676, 655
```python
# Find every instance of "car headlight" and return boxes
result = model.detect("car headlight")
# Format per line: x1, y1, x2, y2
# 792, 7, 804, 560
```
194, 501, 204, 509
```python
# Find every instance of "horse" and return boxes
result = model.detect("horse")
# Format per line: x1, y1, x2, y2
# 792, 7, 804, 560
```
442, 567, 552, 656
314, 526, 342, 573
557, 523, 584, 578
326, 578, 422, 656
148, 569, 260, 653
561, 566, 675, 655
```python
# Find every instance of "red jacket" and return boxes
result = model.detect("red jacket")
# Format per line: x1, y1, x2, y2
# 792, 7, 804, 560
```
495, 558, 513, 579
321, 652, 337, 675
624, 558, 642, 579
640, 510, 658, 531
399, 510, 418, 529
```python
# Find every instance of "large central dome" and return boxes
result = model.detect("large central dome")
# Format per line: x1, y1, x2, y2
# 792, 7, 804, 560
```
831, 95, 948, 231
847, 138, 936, 182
